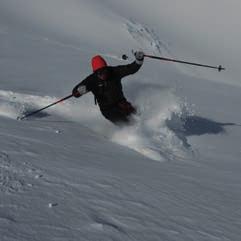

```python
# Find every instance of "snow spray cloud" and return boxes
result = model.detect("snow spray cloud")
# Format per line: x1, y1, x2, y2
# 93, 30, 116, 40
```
53, 84, 191, 162
0, 90, 27, 119
110, 85, 190, 161
0, 88, 191, 161
0, 89, 111, 130
0, 90, 80, 121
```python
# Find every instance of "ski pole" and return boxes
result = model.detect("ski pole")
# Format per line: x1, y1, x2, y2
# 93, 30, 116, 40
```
18, 94, 73, 120
122, 54, 225, 72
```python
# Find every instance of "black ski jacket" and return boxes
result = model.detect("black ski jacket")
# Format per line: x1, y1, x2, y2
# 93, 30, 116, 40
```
73, 61, 142, 111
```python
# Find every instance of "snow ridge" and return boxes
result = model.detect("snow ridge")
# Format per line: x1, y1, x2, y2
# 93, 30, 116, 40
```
125, 20, 171, 56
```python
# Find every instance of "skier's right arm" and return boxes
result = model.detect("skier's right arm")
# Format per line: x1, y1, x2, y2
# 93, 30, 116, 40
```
72, 77, 90, 98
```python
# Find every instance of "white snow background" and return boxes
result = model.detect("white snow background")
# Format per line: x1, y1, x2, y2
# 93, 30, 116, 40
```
0, 0, 241, 240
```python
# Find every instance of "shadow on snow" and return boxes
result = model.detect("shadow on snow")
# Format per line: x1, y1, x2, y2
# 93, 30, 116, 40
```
166, 114, 240, 148
21, 109, 51, 119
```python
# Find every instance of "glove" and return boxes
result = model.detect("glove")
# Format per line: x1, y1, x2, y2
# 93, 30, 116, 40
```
72, 85, 87, 98
134, 51, 144, 64
134, 51, 144, 61
72, 88, 81, 98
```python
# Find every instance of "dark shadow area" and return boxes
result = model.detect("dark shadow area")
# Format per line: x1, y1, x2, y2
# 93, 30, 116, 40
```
166, 113, 240, 148
21, 109, 51, 119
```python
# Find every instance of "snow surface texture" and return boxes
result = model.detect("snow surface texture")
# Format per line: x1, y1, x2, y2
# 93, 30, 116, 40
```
1, 0, 241, 241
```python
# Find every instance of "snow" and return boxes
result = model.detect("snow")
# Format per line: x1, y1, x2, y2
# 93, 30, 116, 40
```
1, 0, 241, 240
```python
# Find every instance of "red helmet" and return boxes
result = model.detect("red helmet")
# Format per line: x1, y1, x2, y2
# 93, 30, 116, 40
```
91, 55, 107, 72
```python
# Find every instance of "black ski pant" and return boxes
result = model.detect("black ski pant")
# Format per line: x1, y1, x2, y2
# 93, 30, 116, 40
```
101, 101, 136, 125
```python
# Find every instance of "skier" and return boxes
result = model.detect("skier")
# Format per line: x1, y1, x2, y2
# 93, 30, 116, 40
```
72, 51, 144, 125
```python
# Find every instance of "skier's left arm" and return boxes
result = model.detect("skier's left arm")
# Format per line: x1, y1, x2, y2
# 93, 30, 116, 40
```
114, 51, 144, 78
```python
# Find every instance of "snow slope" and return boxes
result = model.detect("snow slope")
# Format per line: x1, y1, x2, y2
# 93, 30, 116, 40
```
1, 0, 241, 240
